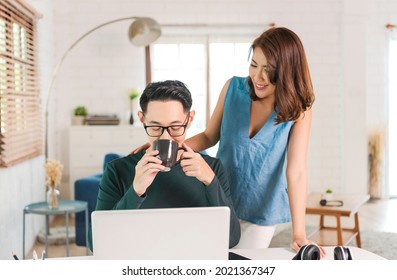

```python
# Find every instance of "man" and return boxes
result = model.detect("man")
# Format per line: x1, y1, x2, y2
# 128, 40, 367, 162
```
88, 80, 240, 251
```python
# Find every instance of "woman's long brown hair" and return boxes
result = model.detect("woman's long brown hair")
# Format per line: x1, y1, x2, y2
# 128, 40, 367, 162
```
247, 27, 315, 124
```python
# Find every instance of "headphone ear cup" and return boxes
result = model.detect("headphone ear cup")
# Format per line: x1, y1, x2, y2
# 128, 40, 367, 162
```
334, 246, 345, 260
302, 244, 321, 260
292, 244, 321, 260
345, 247, 353, 260
292, 245, 306, 260
334, 246, 353, 260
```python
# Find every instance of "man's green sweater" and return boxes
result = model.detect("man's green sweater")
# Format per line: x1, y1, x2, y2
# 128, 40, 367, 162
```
88, 151, 241, 251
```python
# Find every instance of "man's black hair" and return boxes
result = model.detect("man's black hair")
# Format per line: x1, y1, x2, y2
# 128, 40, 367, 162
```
140, 80, 192, 113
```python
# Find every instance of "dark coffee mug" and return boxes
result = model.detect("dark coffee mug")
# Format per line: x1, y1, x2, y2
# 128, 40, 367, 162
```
152, 139, 179, 172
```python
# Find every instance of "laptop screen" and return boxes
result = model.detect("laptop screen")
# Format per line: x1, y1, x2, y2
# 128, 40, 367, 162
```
92, 206, 230, 260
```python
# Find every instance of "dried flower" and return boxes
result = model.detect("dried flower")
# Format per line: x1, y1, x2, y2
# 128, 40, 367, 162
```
368, 129, 385, 199
44, 158, 64, 189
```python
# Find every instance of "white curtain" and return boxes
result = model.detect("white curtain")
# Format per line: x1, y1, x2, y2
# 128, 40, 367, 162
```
388, 30, 397, 198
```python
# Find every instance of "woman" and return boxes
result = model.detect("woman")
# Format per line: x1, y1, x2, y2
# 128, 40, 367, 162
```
186, 27, 324, 256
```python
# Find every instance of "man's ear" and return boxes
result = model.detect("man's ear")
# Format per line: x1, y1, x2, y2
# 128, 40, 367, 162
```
138, 111, 144, 124
187, 110, 195, 129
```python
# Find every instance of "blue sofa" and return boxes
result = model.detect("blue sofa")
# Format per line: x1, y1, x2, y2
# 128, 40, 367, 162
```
74, 153, 123, 246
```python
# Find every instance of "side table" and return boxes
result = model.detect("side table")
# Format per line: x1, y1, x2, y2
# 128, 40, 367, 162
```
23, 200, 88, 259
306, 192, 370, 247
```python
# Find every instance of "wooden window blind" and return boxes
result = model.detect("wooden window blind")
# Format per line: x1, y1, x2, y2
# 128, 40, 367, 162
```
0, 0, 42, 167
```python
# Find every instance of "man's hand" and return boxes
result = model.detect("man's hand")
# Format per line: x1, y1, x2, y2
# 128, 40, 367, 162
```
133, 149, 165, 196
180, 142, 215, 186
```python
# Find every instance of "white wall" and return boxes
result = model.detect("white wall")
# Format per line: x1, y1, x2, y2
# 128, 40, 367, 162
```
0, 0, 53, 260
50, 0, 380, 198
366, 0, 397, 198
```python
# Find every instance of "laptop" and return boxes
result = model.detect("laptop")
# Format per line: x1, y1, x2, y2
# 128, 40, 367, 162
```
91, 206, 230, 260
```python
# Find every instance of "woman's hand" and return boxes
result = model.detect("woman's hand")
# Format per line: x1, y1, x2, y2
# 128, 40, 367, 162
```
180, 142, 215, 186
132, 149, 165, 196
130, 143, 150, 155
291, 238, 327, 259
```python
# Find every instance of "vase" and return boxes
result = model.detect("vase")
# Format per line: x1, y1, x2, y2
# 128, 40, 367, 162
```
129, 110, 134, 125
47, 187, 60, 209
72, 116, 85, 125
323, 193, 333, 201
129, 99, 138, 125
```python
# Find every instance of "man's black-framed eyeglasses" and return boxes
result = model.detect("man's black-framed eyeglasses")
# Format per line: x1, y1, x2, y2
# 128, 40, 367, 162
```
143, 112, 190, 137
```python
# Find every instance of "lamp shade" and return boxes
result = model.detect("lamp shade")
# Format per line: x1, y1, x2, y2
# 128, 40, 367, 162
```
128, 17, 161, 46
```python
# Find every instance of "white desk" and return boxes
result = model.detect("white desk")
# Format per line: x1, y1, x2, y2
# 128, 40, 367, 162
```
50, 246, 385, 260
231, 247, 385, 260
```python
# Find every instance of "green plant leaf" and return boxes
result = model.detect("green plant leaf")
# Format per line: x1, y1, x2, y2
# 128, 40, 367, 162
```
129, 90, 140, 100
74, 106, 88, 116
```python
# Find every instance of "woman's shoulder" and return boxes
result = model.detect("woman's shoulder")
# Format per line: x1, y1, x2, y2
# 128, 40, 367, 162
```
229, 76, 248, 88
224, 76, 250, 101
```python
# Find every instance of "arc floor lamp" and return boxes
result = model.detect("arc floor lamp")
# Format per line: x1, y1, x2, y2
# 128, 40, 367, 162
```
45, 17, 161, 158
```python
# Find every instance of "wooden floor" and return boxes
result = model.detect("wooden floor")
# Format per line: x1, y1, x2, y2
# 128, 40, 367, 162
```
26, 198, 397, 259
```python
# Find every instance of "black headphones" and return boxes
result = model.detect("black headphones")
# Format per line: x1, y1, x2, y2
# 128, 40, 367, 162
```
334, 246, 353, 260
320, 199, 343, 207
292, 244, 321, 260
292, 245, 353, 260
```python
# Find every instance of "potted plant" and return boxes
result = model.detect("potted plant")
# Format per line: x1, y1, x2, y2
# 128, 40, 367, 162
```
72, 106, 88, 125
129, 89, 140, 125
129, 91, 140, 101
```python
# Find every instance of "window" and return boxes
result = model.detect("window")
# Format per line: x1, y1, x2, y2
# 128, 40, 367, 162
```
152, 41, 207, 131
152, 34, 252, 140
0, 0, 42, 167
209, 42, 252, 112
